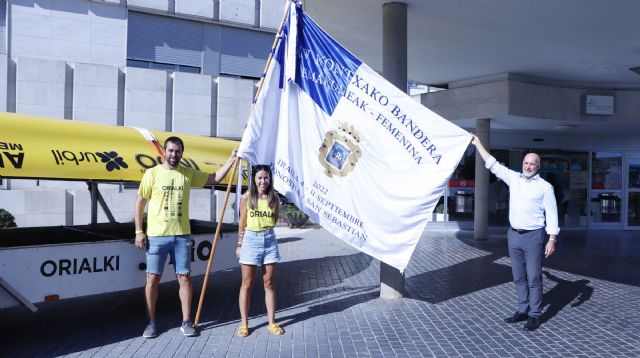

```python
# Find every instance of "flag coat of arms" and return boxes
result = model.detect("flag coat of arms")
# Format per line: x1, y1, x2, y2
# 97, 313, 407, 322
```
239, 2, 471, 272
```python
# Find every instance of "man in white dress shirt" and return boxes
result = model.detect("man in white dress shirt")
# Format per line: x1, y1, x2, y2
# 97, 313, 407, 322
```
471, 135, 558, 331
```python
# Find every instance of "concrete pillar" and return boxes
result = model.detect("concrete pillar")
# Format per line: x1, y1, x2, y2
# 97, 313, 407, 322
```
380, 1, 407, 299
382, 2, 408, 92
474, 118, 490, 240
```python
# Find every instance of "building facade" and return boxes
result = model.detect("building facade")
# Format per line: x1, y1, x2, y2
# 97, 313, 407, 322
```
2, 0, 639, 233
422, 74, 640, 231
0, 0, 283, 226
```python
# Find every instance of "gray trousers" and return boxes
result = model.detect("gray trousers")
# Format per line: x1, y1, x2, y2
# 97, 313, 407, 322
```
507, 227, 546, 317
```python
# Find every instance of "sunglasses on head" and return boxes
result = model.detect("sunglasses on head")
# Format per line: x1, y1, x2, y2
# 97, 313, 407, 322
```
252, 165, 271, 172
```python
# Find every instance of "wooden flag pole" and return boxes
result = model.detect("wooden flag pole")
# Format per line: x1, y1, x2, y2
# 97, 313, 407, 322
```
248, 0, 291, 119
193, 0, 292, 329
194, 157, 239, 328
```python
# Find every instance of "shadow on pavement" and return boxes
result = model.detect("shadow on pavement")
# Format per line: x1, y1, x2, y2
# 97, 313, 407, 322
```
406, 228, 629, 323
406, 252, 513, 303
5, 227, 636, 356
196, 252, 374, 332
277, 236, 303, 244
540, 270, 593, 323
276, 286, 379, 329
445, 228, 640, 287
1, 251, 374, 356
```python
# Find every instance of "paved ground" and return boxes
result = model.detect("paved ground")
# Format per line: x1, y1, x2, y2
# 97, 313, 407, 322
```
2, 225, 640, 357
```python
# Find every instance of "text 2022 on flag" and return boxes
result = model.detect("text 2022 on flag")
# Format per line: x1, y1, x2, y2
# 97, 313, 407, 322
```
238, 2, 471, 272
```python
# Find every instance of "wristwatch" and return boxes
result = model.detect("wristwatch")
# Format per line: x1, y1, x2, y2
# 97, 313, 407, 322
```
549, 237, 557, 242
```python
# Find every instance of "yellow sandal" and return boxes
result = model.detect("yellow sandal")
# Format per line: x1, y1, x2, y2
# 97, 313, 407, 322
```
237, 326, 249, 337
267, 323, 284, 335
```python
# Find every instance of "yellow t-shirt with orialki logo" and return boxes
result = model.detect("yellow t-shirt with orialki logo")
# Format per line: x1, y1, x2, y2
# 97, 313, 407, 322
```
138, 165, 209, 237
246, 199, 277, 232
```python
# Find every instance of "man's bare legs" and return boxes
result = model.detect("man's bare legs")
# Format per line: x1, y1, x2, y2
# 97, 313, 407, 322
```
177, 273, 192, 321
145, 273, 162, 321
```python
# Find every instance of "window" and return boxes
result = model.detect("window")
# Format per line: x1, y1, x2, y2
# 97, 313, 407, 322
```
127, 11, 274, 78
444, 148, 588, 228
591, 151, 623, 224
126, 59, 201, 74
539, 150, 588, 228
127, 12, 203, 74
220, 27, 274, 78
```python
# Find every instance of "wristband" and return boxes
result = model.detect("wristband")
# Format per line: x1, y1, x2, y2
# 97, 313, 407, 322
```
237, 243, 242, 247
135, 230, 144, 234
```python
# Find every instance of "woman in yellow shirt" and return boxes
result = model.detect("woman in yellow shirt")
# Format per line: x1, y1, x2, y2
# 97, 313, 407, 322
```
236, 165, 283, 337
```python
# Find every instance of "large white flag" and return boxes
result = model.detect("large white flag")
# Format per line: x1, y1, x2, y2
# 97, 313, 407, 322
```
239, 2, 471, 272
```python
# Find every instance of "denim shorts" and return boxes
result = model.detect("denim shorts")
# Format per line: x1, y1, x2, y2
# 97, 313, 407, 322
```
146, 235, 192, 275
239, 229, 280, 266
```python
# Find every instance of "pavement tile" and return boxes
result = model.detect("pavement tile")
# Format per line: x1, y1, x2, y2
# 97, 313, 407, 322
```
1, 227, 640, 357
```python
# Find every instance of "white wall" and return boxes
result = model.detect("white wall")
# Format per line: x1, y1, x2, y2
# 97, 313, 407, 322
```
215, 76, 254, 138
124, 67, 169, 130
0, 55, 7, 112
424, 75, 640, 125
219, 0, 256, 25
191, 188, 214, 221
0, 185, 217, 227
0, 190, 71, 227
72, 188, 137, 225
15, 57, 68, 118
421, 80, 510, 120
71, 188, 213, 225
1, 0, 271, 227
260, 0, 283, 29
127, 0, 169, 12
215, 190, 238, 223
9, 179, 87, 191
509, 81, 640, 123
176, 0, 215, 19
172, 72, 213, 136
73, 62, 121, 125
93, 0, 123, 4
9, 0, 127, 67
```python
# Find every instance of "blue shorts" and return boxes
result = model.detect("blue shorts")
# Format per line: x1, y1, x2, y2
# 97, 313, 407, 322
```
146, 235, 192, 275
239, 229, 280, 266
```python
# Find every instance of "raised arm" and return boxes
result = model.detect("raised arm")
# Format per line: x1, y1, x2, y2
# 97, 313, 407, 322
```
470, 134, 492, 163
206, 148, 238, 186
470, 134, 514, 185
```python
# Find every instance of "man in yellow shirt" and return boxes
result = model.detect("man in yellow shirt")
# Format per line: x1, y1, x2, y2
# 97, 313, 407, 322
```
134, 136, 237, 338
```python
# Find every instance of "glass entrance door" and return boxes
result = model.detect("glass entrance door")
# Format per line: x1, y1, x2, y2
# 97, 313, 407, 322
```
624, 154, 640, 229
589, 152, 623, 229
